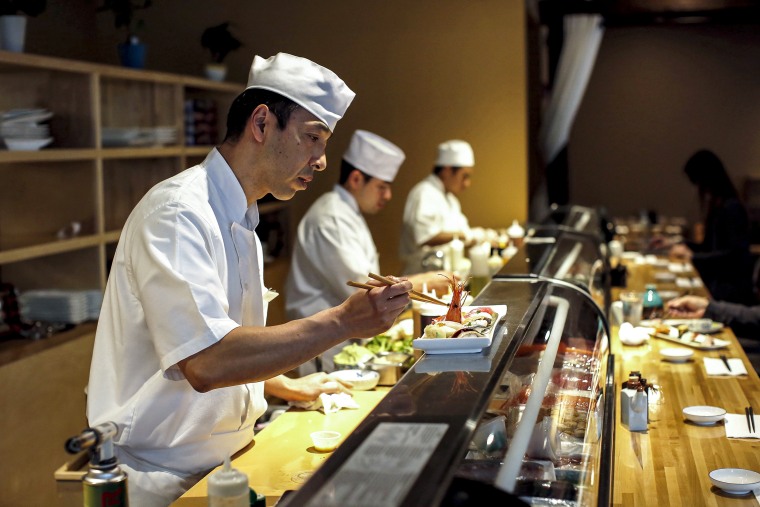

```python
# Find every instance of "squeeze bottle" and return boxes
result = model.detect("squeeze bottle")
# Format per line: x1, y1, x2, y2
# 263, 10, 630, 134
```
208, 455, 249, 507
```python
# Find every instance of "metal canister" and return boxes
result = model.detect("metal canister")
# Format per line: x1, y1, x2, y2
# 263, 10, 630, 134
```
83, 460, 129, 507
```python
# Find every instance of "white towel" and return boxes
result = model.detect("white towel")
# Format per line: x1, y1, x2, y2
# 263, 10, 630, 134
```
724, 413, 759, 438
703, 357, 748, 376
289, 392, 359, 413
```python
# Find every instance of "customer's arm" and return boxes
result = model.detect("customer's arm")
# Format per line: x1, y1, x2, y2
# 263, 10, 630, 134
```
704, 300, 760, 339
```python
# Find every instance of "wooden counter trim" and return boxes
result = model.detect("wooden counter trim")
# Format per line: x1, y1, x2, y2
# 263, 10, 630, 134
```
0, 321, 96, 367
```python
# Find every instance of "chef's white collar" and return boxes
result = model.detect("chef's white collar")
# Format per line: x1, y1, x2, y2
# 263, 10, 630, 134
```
205, 148, 259, 229
426, 173, 448, 195
333, 184, 360, 215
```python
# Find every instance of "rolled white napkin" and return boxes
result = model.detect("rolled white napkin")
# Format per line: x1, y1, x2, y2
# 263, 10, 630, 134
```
724, 413, 759, 438
290, 392, 359, 413
703, 357, 748, 376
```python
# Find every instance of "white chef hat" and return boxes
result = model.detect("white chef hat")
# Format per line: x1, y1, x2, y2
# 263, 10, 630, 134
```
435, 139, 475, 167
343, 130, 405, 182
246, 53, 355, 132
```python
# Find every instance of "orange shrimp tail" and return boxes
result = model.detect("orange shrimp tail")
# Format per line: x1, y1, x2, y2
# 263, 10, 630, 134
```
439, 274, 469, 323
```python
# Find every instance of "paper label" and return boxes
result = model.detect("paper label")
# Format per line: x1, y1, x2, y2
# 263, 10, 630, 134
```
304, 422, 449, 507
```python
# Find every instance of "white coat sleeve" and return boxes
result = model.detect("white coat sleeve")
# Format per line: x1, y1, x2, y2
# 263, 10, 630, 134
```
128, 203, 240, 372
409, 185, 446, 246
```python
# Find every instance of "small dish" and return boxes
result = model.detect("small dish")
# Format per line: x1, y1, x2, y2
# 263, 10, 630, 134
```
683, 405, 726, 425
310, 431, 341, 452
709, 468, 760, 495
654, 271, 676, 282
657, 290, 681, 301
660, 347, 694, 362
3, 137, 53, 151
328, 369, 379, 391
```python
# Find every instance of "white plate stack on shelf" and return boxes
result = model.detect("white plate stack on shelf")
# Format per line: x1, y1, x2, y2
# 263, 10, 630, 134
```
19, 289, 103, 324
1, 108, 54, 151
101, 126, 178, 147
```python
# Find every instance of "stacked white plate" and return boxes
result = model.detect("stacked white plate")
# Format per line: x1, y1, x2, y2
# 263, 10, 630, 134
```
19, 289, 102, 324
1, 108, 54, 151
101, 126, 178, 147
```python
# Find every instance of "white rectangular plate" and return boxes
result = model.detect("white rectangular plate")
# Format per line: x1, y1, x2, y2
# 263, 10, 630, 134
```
412, 305, 506, 354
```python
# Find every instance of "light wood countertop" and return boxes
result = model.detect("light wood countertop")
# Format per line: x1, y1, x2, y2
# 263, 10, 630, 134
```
612, 260, 760, 506
172, 389, 388, 506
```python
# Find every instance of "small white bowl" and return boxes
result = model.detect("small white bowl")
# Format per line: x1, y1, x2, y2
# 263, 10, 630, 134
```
709, 468, 760, 495
660, 347, 694, 362
3, 137, 53, 151
683, 405, 726, 425
310, 430, 341, 452
329, 369, 379, 391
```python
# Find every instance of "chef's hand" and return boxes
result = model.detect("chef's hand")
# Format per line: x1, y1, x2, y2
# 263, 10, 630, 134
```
666, 295, 708, 318
264, 373, 351, 402
341, 276, 412, 338
408, 271, 455, 297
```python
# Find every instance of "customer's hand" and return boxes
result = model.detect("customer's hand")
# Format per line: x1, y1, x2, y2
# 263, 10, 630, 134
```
264, 373, 351, 402
669, 243, 693, 261
666, 295, 709, 318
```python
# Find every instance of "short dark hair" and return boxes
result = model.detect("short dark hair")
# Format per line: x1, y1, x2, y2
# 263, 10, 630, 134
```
223, 88, 300, 142
339, 159, 372, 185
433, 165, 463, 175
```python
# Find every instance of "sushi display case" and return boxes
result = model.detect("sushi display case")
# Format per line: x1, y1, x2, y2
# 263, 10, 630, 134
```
536, 204, 614, 242
496, 227, 611, 317
280, 277, 614, 507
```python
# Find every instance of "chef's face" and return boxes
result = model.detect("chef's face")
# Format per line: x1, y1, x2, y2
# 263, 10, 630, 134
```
356, 176, 393, 215
442, 166, 473, 195
262, 107, 332, 200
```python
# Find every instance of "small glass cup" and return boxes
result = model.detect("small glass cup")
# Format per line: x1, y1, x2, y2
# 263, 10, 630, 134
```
619, 291, 643, 326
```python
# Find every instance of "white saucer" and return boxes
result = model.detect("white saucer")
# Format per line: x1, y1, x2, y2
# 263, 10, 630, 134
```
709, 468, 760, 495
660, 347, 694, 362
683, 405, 726, 425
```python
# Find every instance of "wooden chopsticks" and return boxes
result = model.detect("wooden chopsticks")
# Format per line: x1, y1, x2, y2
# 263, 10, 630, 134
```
746, 406, 756, 434
346, 274, 449, 307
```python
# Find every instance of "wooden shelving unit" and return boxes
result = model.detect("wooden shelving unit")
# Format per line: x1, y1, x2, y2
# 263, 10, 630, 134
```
0, 50, 243, 292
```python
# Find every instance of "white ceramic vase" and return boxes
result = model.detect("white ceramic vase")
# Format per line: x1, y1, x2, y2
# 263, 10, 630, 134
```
0, 15, 27, 52
204, 63, 227, 82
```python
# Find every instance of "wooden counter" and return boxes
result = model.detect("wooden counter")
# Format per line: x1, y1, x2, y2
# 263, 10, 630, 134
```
172, 389, 388, 506
612, 260, 760, 506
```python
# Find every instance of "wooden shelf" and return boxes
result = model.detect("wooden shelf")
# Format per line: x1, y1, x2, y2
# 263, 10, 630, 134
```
0, 52, 244, 292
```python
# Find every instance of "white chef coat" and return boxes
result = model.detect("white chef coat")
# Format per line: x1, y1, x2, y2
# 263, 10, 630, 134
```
285, 185, 378, 371
87, 149, 268, 507
400, 173, 471, 274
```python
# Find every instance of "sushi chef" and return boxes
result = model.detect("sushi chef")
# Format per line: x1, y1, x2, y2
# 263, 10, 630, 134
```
285, 129, 451, 372
400, 139, 475, 274
86, 53, 412, 507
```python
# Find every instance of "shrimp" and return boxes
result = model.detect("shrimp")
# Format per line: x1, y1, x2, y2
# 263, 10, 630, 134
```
434, 274, 469, 324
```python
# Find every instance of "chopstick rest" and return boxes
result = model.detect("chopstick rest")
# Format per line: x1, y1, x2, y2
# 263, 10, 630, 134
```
724, 413, 759, 438
703, 357, 748, 376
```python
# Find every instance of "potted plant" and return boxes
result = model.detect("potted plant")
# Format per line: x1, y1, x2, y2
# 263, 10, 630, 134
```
97, 0, 152, 68
0, 0, 46, 52
200, 22, 242, 81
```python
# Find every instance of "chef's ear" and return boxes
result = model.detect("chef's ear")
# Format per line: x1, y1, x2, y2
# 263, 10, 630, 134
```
250, 104, 269, 141
347, 169, 364, 189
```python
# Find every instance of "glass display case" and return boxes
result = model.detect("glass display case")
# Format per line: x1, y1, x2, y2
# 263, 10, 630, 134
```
536, 204, 613, 242
280, 277, 614, 507
496, 228, 611, 316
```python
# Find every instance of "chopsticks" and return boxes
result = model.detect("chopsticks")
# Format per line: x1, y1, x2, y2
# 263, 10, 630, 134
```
346, 274, 449, 307
719, 354, 732, 373
745, 406, 756, 434
367, 272, 449, 306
